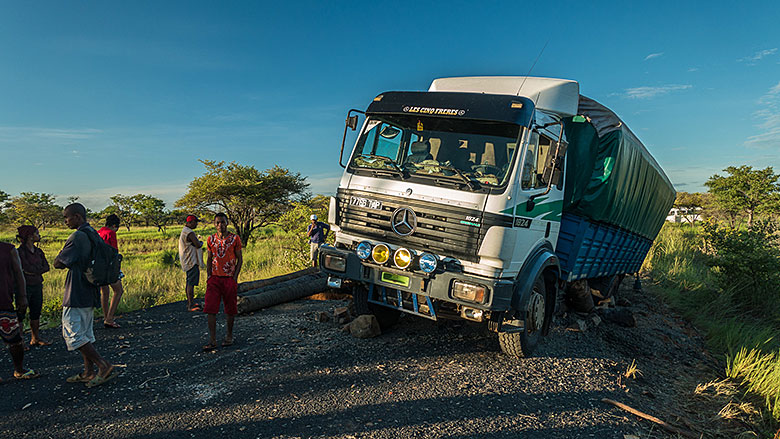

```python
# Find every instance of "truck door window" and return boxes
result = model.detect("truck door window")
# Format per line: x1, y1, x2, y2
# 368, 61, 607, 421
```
521, 131, 553, 190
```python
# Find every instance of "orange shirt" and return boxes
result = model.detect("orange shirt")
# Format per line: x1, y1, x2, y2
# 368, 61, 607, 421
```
207, 233, 242, 277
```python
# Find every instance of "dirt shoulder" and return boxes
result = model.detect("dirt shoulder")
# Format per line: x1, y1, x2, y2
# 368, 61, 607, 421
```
0, 280, 722, 438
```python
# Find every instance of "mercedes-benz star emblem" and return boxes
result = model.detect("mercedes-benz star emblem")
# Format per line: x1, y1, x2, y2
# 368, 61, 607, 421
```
391, 207, 417, 236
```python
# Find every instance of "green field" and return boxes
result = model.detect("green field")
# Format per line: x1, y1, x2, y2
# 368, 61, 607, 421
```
0, 225, 308, 322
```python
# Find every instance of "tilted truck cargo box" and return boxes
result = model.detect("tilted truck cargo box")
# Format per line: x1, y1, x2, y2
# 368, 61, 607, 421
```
562, 95, 676, 240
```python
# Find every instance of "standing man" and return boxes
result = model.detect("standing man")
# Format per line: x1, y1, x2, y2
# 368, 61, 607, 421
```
98, 214, 124, 328
178, 215, 203, 312
203, 213, 242, 351
307, 214, 330, 267
0, 240, 39, 381
54, 203, 115, 387
16, 225, 51, 346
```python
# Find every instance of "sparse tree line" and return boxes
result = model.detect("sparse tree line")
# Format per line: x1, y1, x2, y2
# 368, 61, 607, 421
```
673, 165, 780, 228
0, 161, 314, 245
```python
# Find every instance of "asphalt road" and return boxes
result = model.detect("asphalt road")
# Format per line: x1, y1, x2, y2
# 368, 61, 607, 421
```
0, 281, 713, 438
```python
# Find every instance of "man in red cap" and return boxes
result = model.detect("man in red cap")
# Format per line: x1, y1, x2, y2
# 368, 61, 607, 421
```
178, 215, 203, 311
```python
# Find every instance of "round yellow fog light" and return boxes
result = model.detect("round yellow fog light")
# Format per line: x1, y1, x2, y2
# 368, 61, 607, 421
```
371, 244, 390, 264
393, 247, 413, 269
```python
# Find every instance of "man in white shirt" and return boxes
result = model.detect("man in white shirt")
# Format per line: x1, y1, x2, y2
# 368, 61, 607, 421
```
178, 215, 203, 311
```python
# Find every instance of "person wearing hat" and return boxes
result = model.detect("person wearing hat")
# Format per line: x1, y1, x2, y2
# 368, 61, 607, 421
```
306, 214, 330, 267
179, 215, 204, 311
16, 225, 50, 347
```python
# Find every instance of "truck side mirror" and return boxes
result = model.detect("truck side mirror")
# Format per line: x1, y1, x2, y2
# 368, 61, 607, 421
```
542, 141, 567, 187
340, 109, 365, 168
346, 115, 359, 131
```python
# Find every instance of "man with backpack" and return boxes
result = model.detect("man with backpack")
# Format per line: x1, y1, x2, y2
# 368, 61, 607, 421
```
54, 203, 116, 388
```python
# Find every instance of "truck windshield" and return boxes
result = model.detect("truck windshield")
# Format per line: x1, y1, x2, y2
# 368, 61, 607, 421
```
350, 115, 521, 188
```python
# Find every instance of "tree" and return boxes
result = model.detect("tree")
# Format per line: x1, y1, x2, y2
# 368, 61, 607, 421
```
277, 195, 332, 269
0, 190, 9, 225
134, 195, 168, 232
705, 166, 780, 229
673, 192, 704, 225
176, 160, 309, 244
9, 192, 62, 230
109, 194, 143, 231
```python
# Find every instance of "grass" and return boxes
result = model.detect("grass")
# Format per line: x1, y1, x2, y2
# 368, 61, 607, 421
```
643, 223, 780, 431
0, 224, 308, 324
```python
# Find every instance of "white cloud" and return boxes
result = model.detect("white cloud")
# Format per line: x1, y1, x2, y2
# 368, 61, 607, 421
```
0, 126, 102, 142
744, 81, 780, 149
738, 48, 778, 63
623, 84, 692, 99
644, 52, 664, 61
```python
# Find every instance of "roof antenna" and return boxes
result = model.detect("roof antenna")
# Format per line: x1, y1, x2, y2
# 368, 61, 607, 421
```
516, 38, 550, 96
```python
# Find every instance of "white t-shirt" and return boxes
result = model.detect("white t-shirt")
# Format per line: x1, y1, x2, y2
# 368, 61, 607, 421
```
178, 226, 203, 272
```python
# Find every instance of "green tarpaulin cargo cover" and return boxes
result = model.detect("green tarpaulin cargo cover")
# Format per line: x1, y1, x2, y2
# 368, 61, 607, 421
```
562, 95, 675, 240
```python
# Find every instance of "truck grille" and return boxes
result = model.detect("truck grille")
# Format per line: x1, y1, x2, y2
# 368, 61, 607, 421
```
336, 188, 511, 262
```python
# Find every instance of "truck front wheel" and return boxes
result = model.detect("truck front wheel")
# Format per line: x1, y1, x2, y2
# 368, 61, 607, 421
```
498, 275, 546, 358
352, 284, 401, 330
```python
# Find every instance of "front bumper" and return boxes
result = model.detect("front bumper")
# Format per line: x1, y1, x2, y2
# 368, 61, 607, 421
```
319, 245, 513, 311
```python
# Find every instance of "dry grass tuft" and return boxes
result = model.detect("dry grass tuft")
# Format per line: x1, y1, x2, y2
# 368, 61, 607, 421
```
624, 359, 642, 380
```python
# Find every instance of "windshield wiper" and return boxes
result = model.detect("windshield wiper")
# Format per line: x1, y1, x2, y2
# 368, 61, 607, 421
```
435, 164, 481, 190
353, 154, 408, 179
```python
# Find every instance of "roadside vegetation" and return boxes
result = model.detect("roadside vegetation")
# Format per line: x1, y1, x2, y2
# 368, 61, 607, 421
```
0, 161, 329, 326
644, 165, 780, 433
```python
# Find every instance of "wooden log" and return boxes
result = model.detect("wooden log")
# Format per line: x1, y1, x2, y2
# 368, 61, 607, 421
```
240, 273, 325, 297
236, 275, 328, 314
237, 267, 318, 293
601, 398, 699, 439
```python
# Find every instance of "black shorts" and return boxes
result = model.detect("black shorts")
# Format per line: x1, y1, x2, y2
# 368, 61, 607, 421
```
186, 266, 200, 288
0, 310, 22, 345
18, 284, 43, 321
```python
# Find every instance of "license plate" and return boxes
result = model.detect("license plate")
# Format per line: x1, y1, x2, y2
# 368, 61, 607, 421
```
380, 272, 410, 287
350, 196, 382, 210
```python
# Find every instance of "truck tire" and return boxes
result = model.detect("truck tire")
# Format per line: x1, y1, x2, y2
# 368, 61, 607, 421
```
498, 275, 546, 358
352, 284, 400, 330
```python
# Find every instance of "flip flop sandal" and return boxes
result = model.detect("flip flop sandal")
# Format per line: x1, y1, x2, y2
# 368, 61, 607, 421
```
85, 370, 117, 388
14, 369, 40, 380
66, 373, 93, 383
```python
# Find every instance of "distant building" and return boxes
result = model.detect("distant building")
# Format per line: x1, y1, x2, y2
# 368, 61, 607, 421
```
666, 207, 703, 223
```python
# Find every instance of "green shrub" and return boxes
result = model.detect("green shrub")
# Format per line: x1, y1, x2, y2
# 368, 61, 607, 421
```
701, 220, 780, 319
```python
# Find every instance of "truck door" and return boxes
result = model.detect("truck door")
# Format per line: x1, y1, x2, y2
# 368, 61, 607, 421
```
509, 127, 565, 272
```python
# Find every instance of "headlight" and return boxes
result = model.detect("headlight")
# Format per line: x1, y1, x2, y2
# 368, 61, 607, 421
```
418, 252, 438, 273
371, 243, 390, 264
356, 241, 372, 260
322, 255, 346, 272
451, 280, 487, 303
393, 247, 414, 269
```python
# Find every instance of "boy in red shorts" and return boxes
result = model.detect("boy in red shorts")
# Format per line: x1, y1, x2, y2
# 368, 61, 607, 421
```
203, 213, 242, 351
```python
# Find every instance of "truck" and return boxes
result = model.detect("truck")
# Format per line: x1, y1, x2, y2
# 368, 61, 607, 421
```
318, 76, 676, 358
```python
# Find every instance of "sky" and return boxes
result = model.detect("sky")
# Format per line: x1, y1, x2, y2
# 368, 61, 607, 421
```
1, 0, 779, 211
